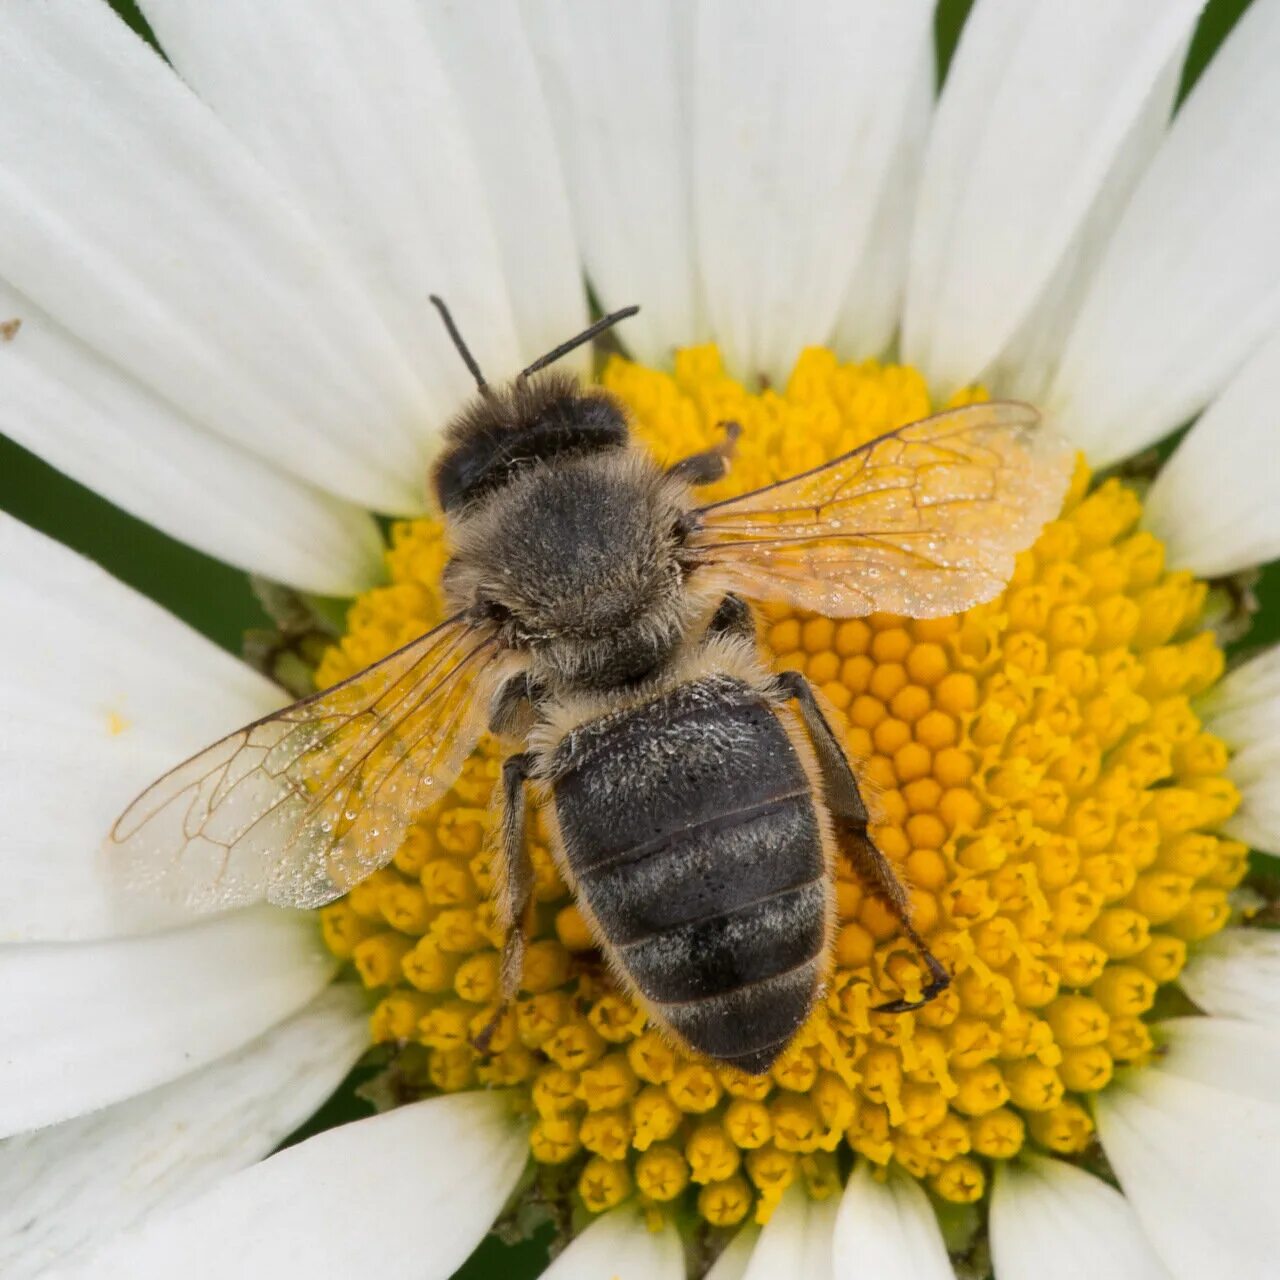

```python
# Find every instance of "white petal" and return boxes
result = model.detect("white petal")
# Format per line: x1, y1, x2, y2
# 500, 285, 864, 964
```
1197, 646, 1280, 854
0, 984, 366, 1279
991, 44, 1186, 407
424, 1, 589, 369
68, 1092, 529, 1280
1179, 928, 1280, 1026
903, 0, 1202, 400
693, 0, 935, 384
0, 1, 431, 513
1096, 1056, 1280, 1280
832, 1162, 951, 1280
524, 0, 703, 367
1199, 644, 1280, 744
1144, 323, 1280, 575
0, 907, 335, 1137
743, 1186, 838, 1280
1048, 0, 1280, 464
1220, 739, 1280, 855
0, 515, 284, 942
0, 281, 382, 596
142, 0, 526, 415
542, 1208, 685, 1280
832, 43, 933, 362
991, 1156, 1171, 1280
1155, 1015, 1280, 1104
705, 1226, 761, 1280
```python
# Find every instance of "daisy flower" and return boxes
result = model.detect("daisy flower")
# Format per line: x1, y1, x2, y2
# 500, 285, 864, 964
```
3, 1, 1280, 1277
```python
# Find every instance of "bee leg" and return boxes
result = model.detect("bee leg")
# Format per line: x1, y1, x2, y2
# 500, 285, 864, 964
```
772, 671, 951, 1012
473, 751, 535, 1055
707, 593, 755, 642
666, 420, 742, 486
489, 672, 541, 740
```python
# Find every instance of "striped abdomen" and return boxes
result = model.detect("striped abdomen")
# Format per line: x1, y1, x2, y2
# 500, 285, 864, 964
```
548, 674, 831, 1074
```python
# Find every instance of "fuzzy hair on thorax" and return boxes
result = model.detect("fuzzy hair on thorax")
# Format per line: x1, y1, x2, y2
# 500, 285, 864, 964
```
444, 447, 705, 692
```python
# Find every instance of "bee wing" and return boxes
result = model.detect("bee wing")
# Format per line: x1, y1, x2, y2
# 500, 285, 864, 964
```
686, 401, 1073, 618
108, 614, 520, 912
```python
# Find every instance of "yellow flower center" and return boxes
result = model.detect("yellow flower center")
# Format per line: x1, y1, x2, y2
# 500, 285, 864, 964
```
316, 346, 1244, 1228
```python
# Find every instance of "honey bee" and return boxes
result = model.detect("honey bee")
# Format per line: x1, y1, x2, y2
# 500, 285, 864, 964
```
110, 300, 1070, 1073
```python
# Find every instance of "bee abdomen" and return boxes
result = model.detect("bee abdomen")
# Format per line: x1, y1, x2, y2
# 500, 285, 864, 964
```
618, 875, 825, 993
576, 792, 822, 944
583, 794, 829, 1073
550, 674, 831, 1073
658, 958, 824, 1075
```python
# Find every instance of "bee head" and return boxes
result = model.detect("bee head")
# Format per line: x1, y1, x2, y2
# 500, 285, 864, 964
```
427, 297, 641, 515
432, 374, 631, 514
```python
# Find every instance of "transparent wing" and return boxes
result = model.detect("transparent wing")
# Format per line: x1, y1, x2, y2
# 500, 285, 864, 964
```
686, 402, 1073, 618
108, 615, 519, 912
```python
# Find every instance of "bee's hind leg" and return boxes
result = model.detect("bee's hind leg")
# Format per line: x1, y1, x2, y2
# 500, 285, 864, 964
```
771, 671, 950, 1012
707, 593, 755, 643
473, 750, 535, 1054
666, 420, 742, 486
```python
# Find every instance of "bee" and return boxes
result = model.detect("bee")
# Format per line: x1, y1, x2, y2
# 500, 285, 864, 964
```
109, 299, 1070, 1074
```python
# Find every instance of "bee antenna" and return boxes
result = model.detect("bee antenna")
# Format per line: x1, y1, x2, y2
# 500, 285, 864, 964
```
429, 295, 488, 392
518, 305, 640, 380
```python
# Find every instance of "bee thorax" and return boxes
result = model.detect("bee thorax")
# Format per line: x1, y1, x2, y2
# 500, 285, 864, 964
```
447, 451, 694, 688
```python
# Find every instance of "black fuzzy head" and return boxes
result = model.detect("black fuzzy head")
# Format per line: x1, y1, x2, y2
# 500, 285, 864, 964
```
432, 373, 630, 514
445, 452, 697, 691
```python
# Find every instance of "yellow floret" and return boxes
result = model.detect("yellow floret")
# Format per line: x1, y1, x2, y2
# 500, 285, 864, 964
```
318, 345, 1243, 1227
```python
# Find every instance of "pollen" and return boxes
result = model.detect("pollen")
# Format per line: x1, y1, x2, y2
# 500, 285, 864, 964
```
317, 345, 1243, 1229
